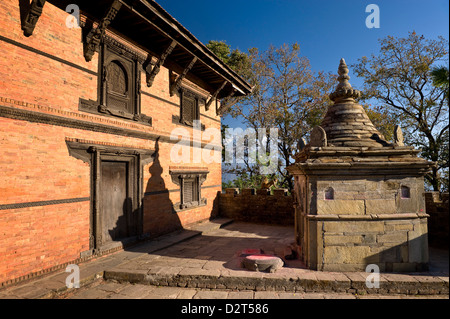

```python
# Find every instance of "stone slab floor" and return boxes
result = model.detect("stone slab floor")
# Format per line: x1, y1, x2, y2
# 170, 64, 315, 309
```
2, 221, 448, 300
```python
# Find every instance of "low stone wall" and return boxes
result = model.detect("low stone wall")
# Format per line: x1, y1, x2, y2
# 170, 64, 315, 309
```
425, 192, 449, 249
219, 189, 448, 253
219, 188, 294, 225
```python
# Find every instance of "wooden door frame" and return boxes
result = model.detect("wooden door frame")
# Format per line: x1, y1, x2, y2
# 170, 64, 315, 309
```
66, 141, 155, 254
96, 155, 136, 249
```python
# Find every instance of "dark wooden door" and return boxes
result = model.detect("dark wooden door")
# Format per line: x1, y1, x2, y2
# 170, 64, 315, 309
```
100, 161, 129, 243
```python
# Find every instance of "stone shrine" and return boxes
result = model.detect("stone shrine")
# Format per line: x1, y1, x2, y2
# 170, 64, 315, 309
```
287, 59, 435, 272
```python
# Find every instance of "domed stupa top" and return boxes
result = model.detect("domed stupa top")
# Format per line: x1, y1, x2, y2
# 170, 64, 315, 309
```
320, 58, 389, 148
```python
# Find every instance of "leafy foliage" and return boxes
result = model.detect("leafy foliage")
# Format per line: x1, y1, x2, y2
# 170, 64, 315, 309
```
353, 32, 449, 191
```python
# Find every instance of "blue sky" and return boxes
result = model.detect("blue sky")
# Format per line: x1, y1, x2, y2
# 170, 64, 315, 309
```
156, 0, 448, 182
157, 0, 449, 128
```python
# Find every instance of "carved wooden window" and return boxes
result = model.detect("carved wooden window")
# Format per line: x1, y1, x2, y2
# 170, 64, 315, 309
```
182, 177, 199, 205
172, 88, 205, 130
170, 170, 208, 211
101, 45, 137, 117
78, 37, 152, 126
180, 90, 199, 126
105, 60, 132, 113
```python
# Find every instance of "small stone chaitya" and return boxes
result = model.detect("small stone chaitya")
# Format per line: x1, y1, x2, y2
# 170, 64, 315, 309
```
287, 59, 435, 272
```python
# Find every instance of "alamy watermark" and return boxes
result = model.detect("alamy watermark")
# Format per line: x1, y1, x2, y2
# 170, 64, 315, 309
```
365, 264, 380, 289
170, 121, 279, 174
65, 4, 81, 29
366, 4, 380, 29
65, 264, 80, 289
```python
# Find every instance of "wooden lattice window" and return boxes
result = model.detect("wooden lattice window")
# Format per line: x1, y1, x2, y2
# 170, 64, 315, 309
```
180, 90, 199, 126
182, 177, 199, 205
170, 170, 209, 211
106, 60, 132, 113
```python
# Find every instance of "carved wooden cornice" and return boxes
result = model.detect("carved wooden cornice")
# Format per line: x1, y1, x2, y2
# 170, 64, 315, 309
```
0, 104, 221, 149
21, 0, 46, 37
170, 57, 198, 96
144, 40, 177, 87
83, 0, 122, 62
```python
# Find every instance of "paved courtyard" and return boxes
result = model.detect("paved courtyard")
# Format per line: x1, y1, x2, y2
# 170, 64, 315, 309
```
1, 220, 448, 299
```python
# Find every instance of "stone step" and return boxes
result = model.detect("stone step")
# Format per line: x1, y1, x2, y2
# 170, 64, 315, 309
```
103, 267, 449, 295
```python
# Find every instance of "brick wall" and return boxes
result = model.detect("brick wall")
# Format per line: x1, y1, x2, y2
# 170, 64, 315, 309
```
219, 188, 294, 225
0, 0, 222, 286
425, 192, 449, 249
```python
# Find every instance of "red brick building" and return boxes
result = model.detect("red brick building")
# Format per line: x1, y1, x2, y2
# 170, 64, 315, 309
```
0, 0, 251, 286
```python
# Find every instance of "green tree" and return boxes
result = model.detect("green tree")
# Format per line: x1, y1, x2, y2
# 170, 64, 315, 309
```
210, 41, 335, 190
431, 66, 449, 100
206, 40, 252, 79
353, 32, 449, 191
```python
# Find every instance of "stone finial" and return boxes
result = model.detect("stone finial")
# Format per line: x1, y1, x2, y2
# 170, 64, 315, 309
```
336, 58, 352, 91
394, 125, 404, 146
310, 126, 327, 147
329, 58, 361, 102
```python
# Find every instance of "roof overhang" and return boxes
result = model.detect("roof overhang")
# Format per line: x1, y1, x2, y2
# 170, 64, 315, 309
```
49, 0, 252, 99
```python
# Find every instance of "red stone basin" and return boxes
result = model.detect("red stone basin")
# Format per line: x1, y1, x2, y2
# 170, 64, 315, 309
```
241, 254, 284, 273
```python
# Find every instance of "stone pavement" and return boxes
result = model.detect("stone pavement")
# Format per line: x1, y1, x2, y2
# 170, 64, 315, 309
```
0, 219, 448, 299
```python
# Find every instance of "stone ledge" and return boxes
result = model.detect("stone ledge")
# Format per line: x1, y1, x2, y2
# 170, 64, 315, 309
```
102, 268, 449, 295
307, 213, 430, 221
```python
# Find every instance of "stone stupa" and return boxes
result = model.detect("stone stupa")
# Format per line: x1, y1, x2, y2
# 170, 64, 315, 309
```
287, 58, 435, 272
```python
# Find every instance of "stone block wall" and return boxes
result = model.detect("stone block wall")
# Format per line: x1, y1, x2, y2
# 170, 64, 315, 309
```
309, 176, 426, 216
292, 174, 430, 272
425, 192, 449, 249
307, 215, 429, 272
219, 188, 294, 225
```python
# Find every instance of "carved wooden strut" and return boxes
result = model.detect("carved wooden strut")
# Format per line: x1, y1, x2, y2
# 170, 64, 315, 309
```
206, 81, 227, 111
145, 40, 177, 87
83, 0, 122, 62
170, 57, 198, 96
22, 0, 46, 37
